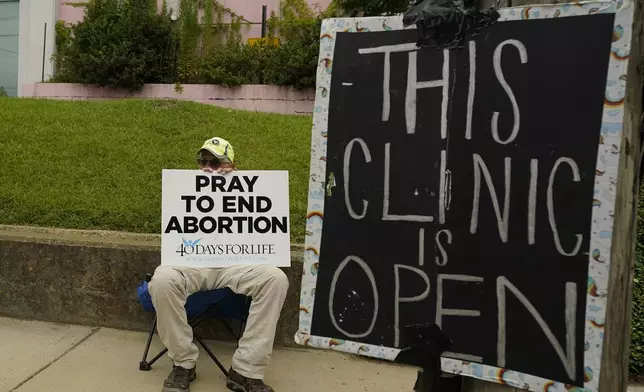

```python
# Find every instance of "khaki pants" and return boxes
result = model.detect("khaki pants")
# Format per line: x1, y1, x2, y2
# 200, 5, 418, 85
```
148, 265, 289, 380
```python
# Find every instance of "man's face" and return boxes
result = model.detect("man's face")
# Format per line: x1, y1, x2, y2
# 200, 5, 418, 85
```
197, 150, 233, 172
197, 151, 221, 169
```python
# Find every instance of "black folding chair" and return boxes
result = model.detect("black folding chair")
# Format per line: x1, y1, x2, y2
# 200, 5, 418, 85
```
136, 273, 251, 377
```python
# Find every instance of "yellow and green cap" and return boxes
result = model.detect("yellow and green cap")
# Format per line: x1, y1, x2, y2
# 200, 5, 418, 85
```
198, 137, 235, 163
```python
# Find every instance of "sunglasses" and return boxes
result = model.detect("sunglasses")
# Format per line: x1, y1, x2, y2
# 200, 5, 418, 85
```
197, 158, 222, 166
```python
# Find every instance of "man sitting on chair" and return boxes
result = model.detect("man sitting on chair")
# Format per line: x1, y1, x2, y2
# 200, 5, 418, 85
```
149, 137, 289, 392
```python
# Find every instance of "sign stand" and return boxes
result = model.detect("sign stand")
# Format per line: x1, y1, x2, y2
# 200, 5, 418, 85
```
414, 371, 463, 392
422, 373, 464, 392
393, 323, 454, 391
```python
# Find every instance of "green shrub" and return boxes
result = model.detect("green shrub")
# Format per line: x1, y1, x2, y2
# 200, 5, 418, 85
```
631, 182, 644, 376
198, 18, 321, 90
51, 21, 74, 81
199, 42, 274, 86
331, 0, 412, 16
52, 0, 325, 90
263, 18, 321, 90
198, 0, 322, 89
53, 0, 178, 91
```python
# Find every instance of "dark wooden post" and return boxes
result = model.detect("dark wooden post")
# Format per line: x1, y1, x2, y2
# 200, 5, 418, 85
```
261, 5, 268, 38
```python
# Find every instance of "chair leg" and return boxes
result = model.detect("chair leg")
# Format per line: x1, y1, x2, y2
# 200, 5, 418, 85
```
220, 319, 240, 341
229, 299, 251, 349
139, 300, 249, 375
189, 304, 216, 325
146, 347, 169, 368
139, 317, 158, 371
139, 303, 218, 371
194, 333, 229, 377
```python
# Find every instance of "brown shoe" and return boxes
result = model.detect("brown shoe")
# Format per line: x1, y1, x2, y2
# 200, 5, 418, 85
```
163, 365, 196, 392
226, 368, 275, 392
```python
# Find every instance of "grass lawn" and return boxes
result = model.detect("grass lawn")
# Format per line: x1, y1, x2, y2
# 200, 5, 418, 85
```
0, 98, 313, 243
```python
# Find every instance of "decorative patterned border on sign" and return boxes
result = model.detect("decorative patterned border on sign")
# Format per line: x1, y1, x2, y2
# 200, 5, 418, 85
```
296, 1, 634, 391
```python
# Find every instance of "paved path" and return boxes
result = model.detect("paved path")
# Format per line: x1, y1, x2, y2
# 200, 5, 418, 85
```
0, 316, 641, 392
0, 317, 416, 392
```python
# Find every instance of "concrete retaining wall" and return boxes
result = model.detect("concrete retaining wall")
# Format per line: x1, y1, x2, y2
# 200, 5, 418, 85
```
0, 225, 304, 347
22, 83, 316, 115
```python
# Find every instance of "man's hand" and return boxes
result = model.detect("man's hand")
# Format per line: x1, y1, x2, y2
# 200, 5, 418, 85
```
201, 166, 234, 174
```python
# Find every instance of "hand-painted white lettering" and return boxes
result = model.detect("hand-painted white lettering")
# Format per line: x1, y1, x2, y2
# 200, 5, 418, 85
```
491, 39, 528, 145
436, 274, 484, 329
548, 157, 583, 256
357, 43, 419, 123
418, 228, 425, 267
470, 154, 511, 242
358, 43, 420, 54
329, 255, 379, 338
439, 150, 448, 224
435, 229, 452, 267
466, 40, 476, 140
496, 276, 577, 381
528, 159, 538, 245
383, 51, 391, 121
394, 264, 431, 347
405, 50, 450, 136
344, 138, 372, 220
383, 143, 434, 222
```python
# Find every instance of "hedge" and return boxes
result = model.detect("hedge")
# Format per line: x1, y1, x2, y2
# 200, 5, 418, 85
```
52, 0, 326, 91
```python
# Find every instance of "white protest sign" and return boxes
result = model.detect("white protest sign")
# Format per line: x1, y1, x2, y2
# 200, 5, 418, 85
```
161, 169, 291, 268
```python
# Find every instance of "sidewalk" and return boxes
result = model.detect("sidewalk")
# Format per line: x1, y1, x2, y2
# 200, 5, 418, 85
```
2, 316, 642, 392
0, 317, 416, 392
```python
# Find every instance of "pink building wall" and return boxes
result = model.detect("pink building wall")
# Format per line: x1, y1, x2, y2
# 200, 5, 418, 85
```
23, 83, 316, 115
57, 0, 331, 40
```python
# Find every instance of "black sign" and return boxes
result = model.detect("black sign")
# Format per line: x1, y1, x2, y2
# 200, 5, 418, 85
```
310, 14, 614, 386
